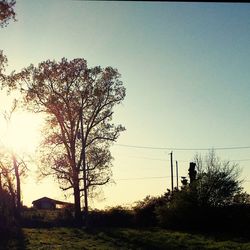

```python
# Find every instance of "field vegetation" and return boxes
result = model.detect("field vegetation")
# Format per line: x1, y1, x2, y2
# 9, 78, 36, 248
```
2, 226, 250, 250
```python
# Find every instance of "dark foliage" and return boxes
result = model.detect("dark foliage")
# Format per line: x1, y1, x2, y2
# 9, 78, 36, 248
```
156, 188, 250, 231
21, 207, 75, 228
88, 206, 134, 228
133, 195, 168, 227
155, 152, 250, 231
156, 188, 198, 229
0, 188, 18, 237
0, 0, 16, 27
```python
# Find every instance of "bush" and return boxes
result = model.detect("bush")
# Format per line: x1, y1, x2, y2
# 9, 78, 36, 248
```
156, 189, 200, 230
156, 188, 250, 231
133, 195, 167, 227
55, 207, 75, 226
21, 207, 75, 228
88, 206, 134, 227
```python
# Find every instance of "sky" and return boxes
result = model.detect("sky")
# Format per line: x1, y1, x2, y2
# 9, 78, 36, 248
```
1, 1, 250, 208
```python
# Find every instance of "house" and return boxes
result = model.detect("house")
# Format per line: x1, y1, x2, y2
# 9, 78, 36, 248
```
32, 197, 74, 210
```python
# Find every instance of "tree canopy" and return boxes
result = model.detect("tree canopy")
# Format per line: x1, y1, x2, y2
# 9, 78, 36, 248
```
0, 0, 16, 27
0, 50, 7, 83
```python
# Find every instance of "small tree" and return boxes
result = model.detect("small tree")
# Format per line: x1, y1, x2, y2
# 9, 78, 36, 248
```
0, 146, 27, 220
194, 150, 242, 207
0, 100, 28, 220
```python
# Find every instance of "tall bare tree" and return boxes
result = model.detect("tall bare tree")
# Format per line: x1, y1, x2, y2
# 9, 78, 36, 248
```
10, 58, 126, 223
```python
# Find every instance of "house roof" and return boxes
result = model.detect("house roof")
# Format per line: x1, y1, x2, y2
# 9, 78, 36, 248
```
32, 196, 73, 205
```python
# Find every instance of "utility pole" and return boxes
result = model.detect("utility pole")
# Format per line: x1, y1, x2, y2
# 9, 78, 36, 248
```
169, 151, 174, 192
176, 161, 179, 190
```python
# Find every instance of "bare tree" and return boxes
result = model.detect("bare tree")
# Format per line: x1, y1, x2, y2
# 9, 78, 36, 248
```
0, 146, 27, 219
193, 150, 242, 207
10, 58, 126, 223
0, 0, 16, 28
0, 100, 28, 219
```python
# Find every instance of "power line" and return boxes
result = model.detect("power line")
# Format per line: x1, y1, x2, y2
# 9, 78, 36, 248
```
116, 155, 250, 163
115, 176, 171, 181
231, 159, 250, 162
120, 156, 167, 162
114, 144, 250, 151
114, 176, 250, 182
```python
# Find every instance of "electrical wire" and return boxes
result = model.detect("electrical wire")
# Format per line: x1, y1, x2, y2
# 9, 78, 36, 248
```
115, 176, 170, 181
115, 155, 250, 163
114, 143, 250, 151
114, 176, 250, 182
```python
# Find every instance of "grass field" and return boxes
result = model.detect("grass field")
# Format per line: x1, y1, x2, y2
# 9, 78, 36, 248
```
2, 227, 250, 250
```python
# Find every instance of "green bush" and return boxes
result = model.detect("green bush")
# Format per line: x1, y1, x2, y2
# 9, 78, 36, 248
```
133, 195, 167, 227
89, 206, 134, 227
156, 189, 199, 229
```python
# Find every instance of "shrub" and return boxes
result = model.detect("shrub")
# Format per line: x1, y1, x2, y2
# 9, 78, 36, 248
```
133, 195, 167, 227
88, 206, 134, 227
156, 189, 200, 230
21, 208, 75, 228
156, 188, 250, 231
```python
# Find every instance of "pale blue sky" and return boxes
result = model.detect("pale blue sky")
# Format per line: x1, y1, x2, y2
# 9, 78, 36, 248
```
1, 1, 250, 208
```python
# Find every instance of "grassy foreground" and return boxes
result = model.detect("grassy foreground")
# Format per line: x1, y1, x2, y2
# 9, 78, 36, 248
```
2, 227, 250, 250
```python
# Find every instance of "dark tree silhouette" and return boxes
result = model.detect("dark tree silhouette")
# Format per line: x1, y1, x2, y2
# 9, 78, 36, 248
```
188, 162, 197, 184
0, 147, 27, 220
0, 0, 16, 27
0, 187, 16, 234
9, 58, 126, 224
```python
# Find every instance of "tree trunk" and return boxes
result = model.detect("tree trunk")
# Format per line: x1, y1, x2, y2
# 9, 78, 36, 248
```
13, 154, 21, 220
80, 109, 89, 226
83, 159, 88, 225
0, 173, 2, 192
73, 172, 82, 226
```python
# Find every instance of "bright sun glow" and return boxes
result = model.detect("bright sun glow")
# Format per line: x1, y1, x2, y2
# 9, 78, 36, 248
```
0, 112, 43, 154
